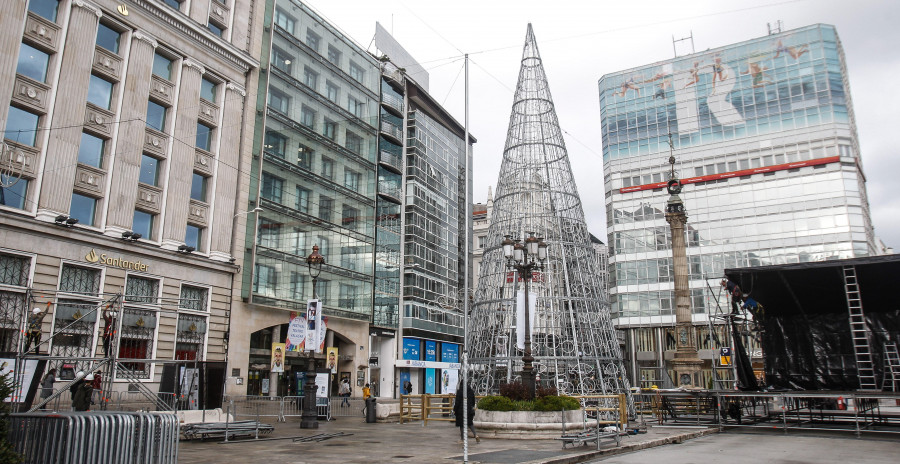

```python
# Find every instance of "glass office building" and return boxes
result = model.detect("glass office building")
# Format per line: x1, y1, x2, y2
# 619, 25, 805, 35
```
599, 24, 876, 386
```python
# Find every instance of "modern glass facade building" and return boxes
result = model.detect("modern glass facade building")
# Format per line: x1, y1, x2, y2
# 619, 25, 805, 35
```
599, 24, 876, 387
230, 0, 380, 396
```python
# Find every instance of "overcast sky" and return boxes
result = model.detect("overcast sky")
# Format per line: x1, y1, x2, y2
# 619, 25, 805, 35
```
306, 0, 900, 249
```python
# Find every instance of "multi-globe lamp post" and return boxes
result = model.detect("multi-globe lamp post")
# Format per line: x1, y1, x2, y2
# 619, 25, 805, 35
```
501, 233, 548, 399
301, 245, 325, 429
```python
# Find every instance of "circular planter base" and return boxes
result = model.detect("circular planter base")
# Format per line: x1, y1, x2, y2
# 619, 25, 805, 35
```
474, 409, 598, 439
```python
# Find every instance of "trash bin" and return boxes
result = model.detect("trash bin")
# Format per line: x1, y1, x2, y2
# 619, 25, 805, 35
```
365, 398, 377, 423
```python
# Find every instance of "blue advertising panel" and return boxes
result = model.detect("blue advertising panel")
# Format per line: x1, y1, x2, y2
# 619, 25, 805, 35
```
425, 368, 436, 394
424, 340, 437, 362
400, 370, 411, 394
441, 343, 459, 363
402, 337, 420, 360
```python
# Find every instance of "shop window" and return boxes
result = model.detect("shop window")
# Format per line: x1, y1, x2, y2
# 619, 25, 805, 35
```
0, 253, 30, 351
118, 307, 156, 379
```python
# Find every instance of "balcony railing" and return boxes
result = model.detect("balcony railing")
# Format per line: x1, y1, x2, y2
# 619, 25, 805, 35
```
381, 92, 404, 114
380, 120, 403, 142
378, 180, 402, 202
378, 149, 403, 173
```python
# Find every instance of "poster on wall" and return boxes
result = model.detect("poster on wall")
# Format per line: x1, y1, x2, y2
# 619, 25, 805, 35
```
425, 368, 436, 394
327, 347, 338, 373
0, 358, 40, 403
315, 371, 328, 398
271, 343, 285, 373
179, 367, 200, 410
440, 369, 458, 394
286, 312, 306, 352
402, 338, 420, 360
425, 340, 437, 362
400, 370, 411, 394
441, 343, 459, 363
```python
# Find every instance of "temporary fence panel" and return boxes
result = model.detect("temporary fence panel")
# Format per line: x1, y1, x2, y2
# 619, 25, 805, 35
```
224, 395, 285, 422
399, 394, 424, 424
8, 411, 179, 464
329, 396, 365, 418
423, 394, 454, 425
575, 394, 628, 430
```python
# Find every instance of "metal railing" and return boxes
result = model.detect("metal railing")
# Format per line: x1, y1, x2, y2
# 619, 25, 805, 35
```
224, 395, 285, 422
8, 411, 179, 464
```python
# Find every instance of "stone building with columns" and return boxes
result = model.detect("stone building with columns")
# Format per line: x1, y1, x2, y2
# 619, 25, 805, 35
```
0, 0, 262, 404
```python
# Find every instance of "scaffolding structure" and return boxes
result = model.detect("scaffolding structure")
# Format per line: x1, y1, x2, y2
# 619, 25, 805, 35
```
3, 287, 208, 412
468, 24, 631, 402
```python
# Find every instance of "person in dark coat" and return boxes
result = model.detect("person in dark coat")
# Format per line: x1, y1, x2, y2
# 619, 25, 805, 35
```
40, 368, 56, 400
453, 382, 480, 443
73, 373, 94, 411
69, 371, 85, 400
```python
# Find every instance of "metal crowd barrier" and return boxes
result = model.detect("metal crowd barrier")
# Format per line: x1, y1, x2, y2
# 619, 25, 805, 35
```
631, 390, 900, 436
224, 395, 285, 423
8, 411, 179, 464
330, 396, 365, 418
575, 394, 628, 430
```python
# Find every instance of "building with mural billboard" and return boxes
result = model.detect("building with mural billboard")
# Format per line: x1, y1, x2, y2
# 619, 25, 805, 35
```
599, 24, 876, 387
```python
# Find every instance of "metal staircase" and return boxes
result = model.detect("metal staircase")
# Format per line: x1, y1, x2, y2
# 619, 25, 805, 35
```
842, 265, 877, 390
882, 343, 900, 391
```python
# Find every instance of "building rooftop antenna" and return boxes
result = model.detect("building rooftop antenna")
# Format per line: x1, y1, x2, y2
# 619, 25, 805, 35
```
672, 31, 695, 58
767, 20, 784, 35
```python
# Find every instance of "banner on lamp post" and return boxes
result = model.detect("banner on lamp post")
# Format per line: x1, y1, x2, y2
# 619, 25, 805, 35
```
306, 299, 320, 353
286, 311, 306, 352
515, 290, 536, 350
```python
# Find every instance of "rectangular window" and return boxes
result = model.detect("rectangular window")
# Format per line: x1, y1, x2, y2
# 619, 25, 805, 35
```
175, 313, 207, 360
0, 175, 28, 210
77, 132, 105, 168
16, 43, 50, 83
290, 272, 306, 300
0, 253, 30, 286
347, 96, 363, 118
297, 143, 313, 169
29, 0, 59, 22
305, 30, 320, 52
327, 46, 341, 66
118, 306, 156, 379
146, 101, 167, 131
342, 205, 359, 228
321, 157, 333, 179
326, 81, 339, 102
4, 107, 39, 146
69, 193, 96, 226
303, 67, 318, 89
349, 62, 364, 82
60, 263, 101, 294
162, 0, 182, 10
295, 187, 310, 213
344, 168, 360, 190
319, 196, 333, 222
257, 218, 281, 249
273, 48, 292, 74
87, 75, 114, 109
261, 173, 283, 203
185, 225, 202, 249
265, 131, 287, 158
96, 23, 120, 54
323, 118, 336, 140
125, 275, 160, 304
253, 264, 276, 296
152, 53, 173, 80
269, 89, 289, 113
300, 105, 315, 128
345, 132, 362, 154
274, 8, 295, 34
132, 210, 154, 239
196, 122, 213, 151
190, 173, 208, 202
0, 253, 30, 350
180, 285, 209, 312
207, 21, 223, 37
139, 154, 159, 186
339, 283, 357, 309
200, 78, 217, 102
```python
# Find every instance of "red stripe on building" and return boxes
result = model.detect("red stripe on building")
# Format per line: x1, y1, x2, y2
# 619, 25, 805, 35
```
618, 156, 841, 194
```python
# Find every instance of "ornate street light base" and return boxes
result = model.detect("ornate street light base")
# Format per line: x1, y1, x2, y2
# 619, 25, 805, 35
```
300, 355, 318, 429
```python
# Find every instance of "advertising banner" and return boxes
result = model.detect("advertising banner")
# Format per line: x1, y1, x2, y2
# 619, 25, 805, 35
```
425, 368, 436, 394
271, 343, 285, 373
441, 343, 459, 363
440, 369, 458, 394
516, 290, 536, 350
402, 337, 420, 360
286, 311, 306, 352
720, 347, 733, 366
306, 299, 320, 353
327, 347, 338, 373
425, 340, 437, 362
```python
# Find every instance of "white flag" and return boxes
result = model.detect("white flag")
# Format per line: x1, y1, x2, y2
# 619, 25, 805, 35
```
515, 290, 536, 350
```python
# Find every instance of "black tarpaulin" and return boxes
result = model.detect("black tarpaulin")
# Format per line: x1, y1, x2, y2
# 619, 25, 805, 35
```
726, 254, 900, 390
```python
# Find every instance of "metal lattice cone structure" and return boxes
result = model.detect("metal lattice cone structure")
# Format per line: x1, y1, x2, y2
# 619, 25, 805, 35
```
469, 24, 631, 400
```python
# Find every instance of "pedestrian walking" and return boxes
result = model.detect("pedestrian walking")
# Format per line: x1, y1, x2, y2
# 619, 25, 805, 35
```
339, 378, 351, 407
403, 380, 413, 395
362, 383, 371, 399
69, 371, 85, 401
73, 373, 94, 411
39, 368, 56, 403
453, 382, 480, 444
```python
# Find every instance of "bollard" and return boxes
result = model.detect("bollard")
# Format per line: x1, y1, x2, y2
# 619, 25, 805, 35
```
224, 402, 231, 442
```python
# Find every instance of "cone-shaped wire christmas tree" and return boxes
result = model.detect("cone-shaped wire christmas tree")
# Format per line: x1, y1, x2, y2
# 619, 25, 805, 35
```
469, 24, 631, 399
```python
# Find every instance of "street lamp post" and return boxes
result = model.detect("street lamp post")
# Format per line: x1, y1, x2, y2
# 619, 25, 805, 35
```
301, 245, 325, 429
502, 233, 548, 399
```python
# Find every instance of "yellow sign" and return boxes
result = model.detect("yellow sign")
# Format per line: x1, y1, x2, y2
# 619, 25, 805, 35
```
85, 249, 149, 272
117, 4, 129, 15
